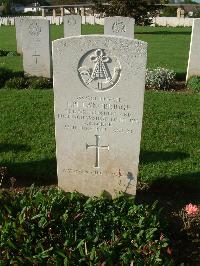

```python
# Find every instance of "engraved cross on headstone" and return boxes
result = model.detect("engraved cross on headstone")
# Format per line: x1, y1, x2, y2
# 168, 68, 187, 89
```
32, 50, 40, 64
86, 135, 109, 168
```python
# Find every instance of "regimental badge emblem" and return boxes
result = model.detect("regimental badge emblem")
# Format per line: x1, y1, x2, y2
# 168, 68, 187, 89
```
78, 49, 121, 91
112, 21, 126, 33
66, 17, 76, 26
28, 22, 41, 36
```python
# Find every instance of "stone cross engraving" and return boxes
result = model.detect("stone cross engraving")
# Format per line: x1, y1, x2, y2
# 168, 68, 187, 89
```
32, 50, 40, 64
86, 135, 109, 168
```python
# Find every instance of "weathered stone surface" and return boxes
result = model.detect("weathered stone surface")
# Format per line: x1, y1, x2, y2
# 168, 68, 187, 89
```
104, 16, 135, 38
22, 19, 52, 78
64, 15, 81, 37
187, 19, 200, 81
53, 35, 147, 197
15, 17, 29, 54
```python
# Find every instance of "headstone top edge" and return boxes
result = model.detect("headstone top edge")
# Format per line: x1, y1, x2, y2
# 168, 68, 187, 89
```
64, 14, 81, 17
105, 16, 134, 18
25, 18, 50, 23
193, 18, 200, 24
52, 35, 147, 47
105, 16, 135, 21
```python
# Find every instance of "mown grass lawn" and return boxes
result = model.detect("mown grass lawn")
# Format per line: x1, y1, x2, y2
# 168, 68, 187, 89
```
0, 24, 200, 266
0, 25, 191, 75
0, 24, 199, 188
0, 89, 199, 188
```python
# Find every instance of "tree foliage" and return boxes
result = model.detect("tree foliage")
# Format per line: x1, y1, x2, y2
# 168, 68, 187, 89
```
2, 0, 12, 15
94, 0, 160, 25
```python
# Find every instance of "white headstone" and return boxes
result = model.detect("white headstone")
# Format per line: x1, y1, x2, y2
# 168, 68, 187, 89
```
10, 18, 15, 26
82, 16, 86, 25
104, 16, 135, 38
15, 17, 29, 54
53, 35, 147, 197
64, 15, 81, 37
22, 19, 52, 78
187, 19, 200, 81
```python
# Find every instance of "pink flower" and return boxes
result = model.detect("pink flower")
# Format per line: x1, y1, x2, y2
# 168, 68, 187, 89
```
185, 203, 199, 216
166, 246, 173, 256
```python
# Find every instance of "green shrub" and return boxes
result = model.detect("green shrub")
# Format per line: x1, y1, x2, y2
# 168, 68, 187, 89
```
0, 50, 18, 57
0, 186, 173, 265
0, 67, 13, 88
28, 77, 52, 89
0, 49, 8, 56
2, 75, 52, 90
4, 76, 28, 89
146, 68, 176, 90
6, 51, 19, 57
187, 76, 200, 93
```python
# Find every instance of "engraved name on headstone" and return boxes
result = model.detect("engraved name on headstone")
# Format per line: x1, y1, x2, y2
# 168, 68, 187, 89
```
22, 19, 52, 78
187, 19, 200, 81
104, 16, 135, 38
64, 15, 81, 37
15, 17, 29, 54
53, 35, 147, 197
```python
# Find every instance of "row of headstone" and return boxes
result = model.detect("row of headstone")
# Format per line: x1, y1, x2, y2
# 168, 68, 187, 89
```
0, 15, 134, 27
0, 17, 15, 26
16, 16, 135, 79
16, 15, 200, 83
153, 17, 193, 27
15, 15, 145, 197
0, 16, 104, 26
64, 15, 135, 38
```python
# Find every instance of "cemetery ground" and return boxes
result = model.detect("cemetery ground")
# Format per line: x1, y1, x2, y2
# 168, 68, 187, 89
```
0, 25, 200, 264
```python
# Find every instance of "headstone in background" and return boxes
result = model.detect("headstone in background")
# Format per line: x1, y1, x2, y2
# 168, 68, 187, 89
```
187, 19, 200, 81
22, 19, 52, 78
181, 9, 185, 18
10, 18, 15, 26
53, 35, 147, 197
64, 15, 81, 37
15, 17, 29, 54
177, 8, 181, 18
104, 16, 135, 38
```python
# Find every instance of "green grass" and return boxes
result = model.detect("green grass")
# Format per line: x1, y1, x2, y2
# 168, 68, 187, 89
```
0, 25, 199, 188
0, 25, 191, 75
0, 89, 199, 187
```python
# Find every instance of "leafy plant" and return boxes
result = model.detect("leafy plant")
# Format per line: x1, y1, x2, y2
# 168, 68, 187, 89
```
0, 49, 8, 56
6, 51, 18, 57
0, 50, 18, 57
3, 76, 52, 90
0, 187, 174, 265
146, 67, 176, 90
0, 67, 13, 88
4, 76, 28, 89
28, 77, 52, 90
187, 76, 200, 93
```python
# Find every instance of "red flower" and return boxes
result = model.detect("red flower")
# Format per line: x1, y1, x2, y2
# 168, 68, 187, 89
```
185, 203, 199, 216
167, 246, 173, 256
